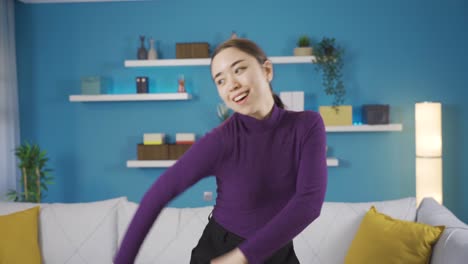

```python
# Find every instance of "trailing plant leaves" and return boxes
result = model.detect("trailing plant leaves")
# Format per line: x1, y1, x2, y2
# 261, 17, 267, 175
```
314, 37, 346, 110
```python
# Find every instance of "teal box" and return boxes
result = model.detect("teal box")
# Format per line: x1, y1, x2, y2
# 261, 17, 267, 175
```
81, 76, 111, 94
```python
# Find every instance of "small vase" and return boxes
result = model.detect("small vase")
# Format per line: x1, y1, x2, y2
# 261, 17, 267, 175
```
137, 35, 148, 60
148, 38, 157, 60
230, 31, 238, 39
178, 75, 186, 93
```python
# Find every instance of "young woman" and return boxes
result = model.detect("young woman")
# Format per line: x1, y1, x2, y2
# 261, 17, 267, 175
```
114, 38, 328, 264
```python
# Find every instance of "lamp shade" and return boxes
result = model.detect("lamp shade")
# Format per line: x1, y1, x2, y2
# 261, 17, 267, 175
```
416, 157, 443, 204
415, 101, 443, 205
415, 102, 442, 157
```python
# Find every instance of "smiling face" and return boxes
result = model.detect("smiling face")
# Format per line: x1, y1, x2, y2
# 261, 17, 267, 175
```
211, 47, 274, 119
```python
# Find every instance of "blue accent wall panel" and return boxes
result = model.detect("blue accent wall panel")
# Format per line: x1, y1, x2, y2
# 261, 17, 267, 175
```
15, 0, 468, 222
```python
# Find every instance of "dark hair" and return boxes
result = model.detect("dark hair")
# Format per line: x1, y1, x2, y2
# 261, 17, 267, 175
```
211, 38, 285, 109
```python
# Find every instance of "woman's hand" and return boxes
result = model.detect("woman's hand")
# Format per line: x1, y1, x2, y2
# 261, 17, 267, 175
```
210, 248, 248, 264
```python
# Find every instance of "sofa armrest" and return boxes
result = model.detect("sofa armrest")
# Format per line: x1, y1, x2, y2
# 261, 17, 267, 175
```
417, 197, 468, 264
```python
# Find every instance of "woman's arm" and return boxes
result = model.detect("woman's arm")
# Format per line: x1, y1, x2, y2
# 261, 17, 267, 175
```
113, 128, 225, 264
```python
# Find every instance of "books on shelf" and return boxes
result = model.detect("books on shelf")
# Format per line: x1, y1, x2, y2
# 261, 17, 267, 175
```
143, 133, 166, 145
176, 133, 196, 144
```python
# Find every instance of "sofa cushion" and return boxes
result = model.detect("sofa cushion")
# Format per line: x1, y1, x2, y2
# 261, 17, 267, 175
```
117, 201, 212, 263
40, 197, 125, 263
0, 206, 42, 264
0, 197, 126, 264
417, 197, 468, 264
345, 206, 444, 264
293, 197, 417, 264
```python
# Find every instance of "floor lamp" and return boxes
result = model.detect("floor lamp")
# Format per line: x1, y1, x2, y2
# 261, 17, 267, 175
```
415, 102, 442, 205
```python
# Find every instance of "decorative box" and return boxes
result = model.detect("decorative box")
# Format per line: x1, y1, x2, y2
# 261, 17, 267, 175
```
137, 144, 169, 160
168, 144, 193, 160
81, 76, 111, 95
362, 104, 389, 124
319, 105, 353, 126
176, 43, 210, 59
279, 91, 304, 111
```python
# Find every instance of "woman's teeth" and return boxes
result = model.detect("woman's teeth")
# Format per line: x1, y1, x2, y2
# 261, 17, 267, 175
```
234, 92, 249, 102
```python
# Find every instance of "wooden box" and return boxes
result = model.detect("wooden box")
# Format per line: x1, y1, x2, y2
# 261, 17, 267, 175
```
168, 144, 193, 160
176, 43, 210, 59
137, 144, 169, 160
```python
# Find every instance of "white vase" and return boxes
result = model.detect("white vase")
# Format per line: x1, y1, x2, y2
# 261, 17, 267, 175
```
148, 38, 158, 60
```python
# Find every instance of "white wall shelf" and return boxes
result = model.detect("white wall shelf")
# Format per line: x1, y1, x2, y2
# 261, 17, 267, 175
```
127, 160, 177, 168
124, 56, 316, 67
69, 93, 191, 102
326, 124, 402, 132
127, 157, 339, 168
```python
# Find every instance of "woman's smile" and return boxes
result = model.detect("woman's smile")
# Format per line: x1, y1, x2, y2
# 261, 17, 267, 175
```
233, 91, 250, 105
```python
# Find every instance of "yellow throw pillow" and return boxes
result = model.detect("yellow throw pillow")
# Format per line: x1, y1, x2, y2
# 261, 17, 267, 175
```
345, 206, 444, 264
0, 206, 42, 264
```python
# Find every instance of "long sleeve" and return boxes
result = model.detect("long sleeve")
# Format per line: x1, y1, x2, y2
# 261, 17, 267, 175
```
113, 128, 224, 264
238, 114, 328, 264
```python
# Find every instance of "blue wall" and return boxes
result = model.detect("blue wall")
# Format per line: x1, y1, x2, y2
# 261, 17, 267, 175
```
15, 0, 468, 222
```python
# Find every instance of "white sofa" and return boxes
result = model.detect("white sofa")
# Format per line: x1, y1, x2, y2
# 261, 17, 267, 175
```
0, 196, 466, 264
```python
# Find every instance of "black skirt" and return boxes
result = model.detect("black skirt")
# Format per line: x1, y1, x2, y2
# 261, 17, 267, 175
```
190, 213, 300, 264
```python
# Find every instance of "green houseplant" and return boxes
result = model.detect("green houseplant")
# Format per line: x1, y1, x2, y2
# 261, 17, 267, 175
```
314, 37, 346, 111
6, 141, 54, 203
294, 35, 313, 56
297, 35, 311, 47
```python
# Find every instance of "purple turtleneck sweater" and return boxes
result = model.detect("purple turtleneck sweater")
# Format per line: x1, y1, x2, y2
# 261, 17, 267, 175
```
114, 104, 328, 264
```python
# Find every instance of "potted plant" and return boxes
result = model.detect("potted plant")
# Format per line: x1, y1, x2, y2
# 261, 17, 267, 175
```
294, 35, 313, 56
6, 141, 54, 203
314, 37, 351, 126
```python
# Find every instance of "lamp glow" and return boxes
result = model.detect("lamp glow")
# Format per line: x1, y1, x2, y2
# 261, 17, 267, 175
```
415, 102, 442, 205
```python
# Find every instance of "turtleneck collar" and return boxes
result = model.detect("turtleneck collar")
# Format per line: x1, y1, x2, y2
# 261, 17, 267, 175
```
234, 104, 284, 133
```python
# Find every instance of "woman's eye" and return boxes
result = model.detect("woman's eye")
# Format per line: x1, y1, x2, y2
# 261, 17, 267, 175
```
235, 67, 246, 74
217, 79, 225, 85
